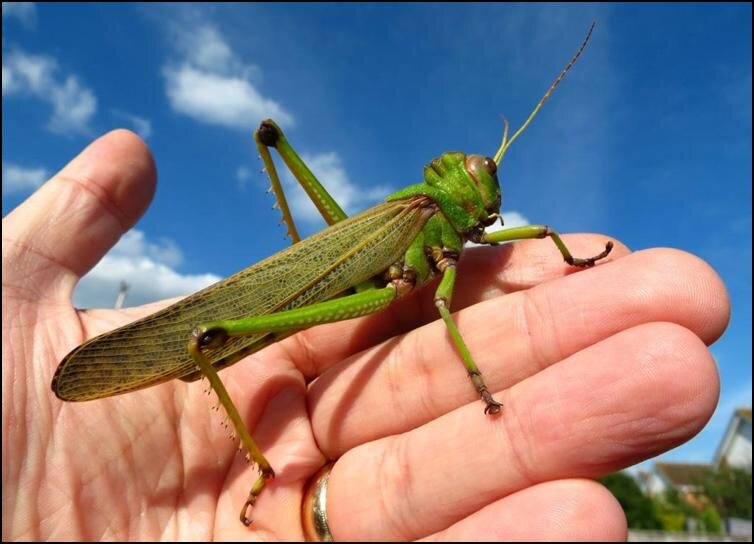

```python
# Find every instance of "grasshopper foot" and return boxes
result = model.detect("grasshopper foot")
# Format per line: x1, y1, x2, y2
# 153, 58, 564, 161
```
240, 499, 255, 527
239, 468, 276, 527
569, 240, 614, 267
482, 390, 503, 415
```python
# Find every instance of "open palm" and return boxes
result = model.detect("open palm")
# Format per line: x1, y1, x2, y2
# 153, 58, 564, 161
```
3, 131, 729, 541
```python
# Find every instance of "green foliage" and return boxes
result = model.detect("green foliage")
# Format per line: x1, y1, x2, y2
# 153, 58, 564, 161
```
653, 489, 723, 533
656, 511, 686, 532
600, 466, 751, 534
654, 488, 692, 531
600, 472, 661, 529
700, 505, 723, 534
695, 465, 752, 520
663, 487, 697, 517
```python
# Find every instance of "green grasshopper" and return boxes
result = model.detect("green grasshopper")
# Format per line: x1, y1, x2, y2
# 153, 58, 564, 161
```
52, 23, 611, 526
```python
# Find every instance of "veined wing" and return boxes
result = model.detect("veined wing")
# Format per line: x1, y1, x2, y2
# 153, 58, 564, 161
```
53, 198, 433, 401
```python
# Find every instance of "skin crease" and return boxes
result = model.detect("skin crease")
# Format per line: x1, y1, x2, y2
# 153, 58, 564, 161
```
2, 130, 729, 541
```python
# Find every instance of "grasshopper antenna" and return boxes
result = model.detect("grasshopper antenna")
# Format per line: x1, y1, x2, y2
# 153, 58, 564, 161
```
494, 21, 595, 166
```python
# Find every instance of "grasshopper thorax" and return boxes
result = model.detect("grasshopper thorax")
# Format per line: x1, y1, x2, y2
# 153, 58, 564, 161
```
421, 151, 501, 231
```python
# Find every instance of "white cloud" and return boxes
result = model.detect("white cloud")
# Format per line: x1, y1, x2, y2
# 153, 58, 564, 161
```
466, 210, 531, 247
2, 2, 36, 27
172, 22, 254, 78
163, 21, 293, 129
1, 65, 13, 93
282, 151, 392, 225
110, 229, 184, 268
111, 109, 153, 139
2, 48, 97, 134
236, 165, 252, 189
164, 65, 293, 129
2, 161, 48, 194
1, 48, 55, 94
73, 229, 220, 308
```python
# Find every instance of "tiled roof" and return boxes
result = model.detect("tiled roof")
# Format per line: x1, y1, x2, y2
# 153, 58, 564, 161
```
735, 407, 752, 421
655, 462, 712, 486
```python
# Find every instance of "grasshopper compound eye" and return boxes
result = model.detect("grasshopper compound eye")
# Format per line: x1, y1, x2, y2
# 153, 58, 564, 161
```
465, 154, 501, 217
484, 157, 497, 176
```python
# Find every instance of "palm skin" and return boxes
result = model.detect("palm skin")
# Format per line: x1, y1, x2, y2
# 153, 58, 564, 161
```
2, 130, 729, 541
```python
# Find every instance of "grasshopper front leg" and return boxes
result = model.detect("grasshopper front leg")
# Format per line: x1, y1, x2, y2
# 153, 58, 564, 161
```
434, 261, 503, 414
481, 224, 613, 266
431, 224, 611, 415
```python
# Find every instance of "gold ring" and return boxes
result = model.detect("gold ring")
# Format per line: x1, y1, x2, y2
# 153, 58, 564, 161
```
302, 462, 334, 542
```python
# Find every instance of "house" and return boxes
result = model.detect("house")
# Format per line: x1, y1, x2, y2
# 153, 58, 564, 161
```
639, 407, 752, 497
713, 408, 752, 470
639, 462, 711, 498
635, 407, 752, 538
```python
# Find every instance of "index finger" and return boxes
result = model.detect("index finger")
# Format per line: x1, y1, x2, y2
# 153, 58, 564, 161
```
263, 234, 630, 380
307, 247, 728, 457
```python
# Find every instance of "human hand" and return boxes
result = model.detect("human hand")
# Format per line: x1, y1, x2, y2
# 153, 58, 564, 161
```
2, 130, 729, 540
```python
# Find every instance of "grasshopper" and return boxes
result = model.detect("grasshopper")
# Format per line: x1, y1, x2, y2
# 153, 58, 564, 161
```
52, 23, 611, 526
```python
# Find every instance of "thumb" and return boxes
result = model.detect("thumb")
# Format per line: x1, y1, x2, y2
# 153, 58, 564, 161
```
2, 129, 156, 303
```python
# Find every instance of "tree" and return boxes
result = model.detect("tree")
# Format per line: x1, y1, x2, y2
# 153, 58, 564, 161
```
656, 487, 701, 532
700, 505, 723, 533
696, 465, 752, 520
600, 472, 661, 529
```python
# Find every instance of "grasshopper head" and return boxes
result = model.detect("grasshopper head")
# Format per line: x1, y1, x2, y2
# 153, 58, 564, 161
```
422, 152, 501, 230
464, 154, 501, 226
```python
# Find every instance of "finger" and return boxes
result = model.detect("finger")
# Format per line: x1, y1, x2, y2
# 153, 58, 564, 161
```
420, 479, 626, 542
266, 234, 630, 378
325, 322, 719, 541
309, 248, 728, 455
2, 130, 156, 302
215, 380, 325, 541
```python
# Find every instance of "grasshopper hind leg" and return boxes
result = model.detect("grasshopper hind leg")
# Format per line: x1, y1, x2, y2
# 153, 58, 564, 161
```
254, 119, 350, 245
187, 328, 275, 526
185, 285, 402, 525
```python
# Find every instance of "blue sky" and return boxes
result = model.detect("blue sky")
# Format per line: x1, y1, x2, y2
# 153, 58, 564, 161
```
2, 3, 751, 475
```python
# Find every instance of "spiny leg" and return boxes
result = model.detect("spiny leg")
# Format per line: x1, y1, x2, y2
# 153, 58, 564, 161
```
254, 119, 348, 246
254, 120, 380, 291
188, 333, 274, 526
255, 130, 301, 243
481, 224, 613, 267
188, 286, 400, 524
